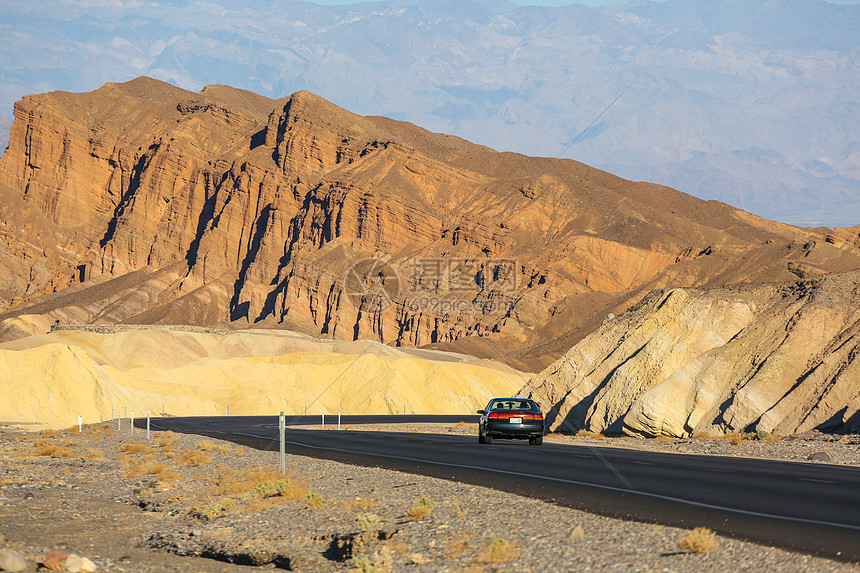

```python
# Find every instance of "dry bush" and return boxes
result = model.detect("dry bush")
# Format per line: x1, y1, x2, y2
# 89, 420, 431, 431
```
199, 498, 235, 520
443, 534, 471, 559
176, 449, 213, 467
477, 537, 520, 563
196, 439, 232, 453
120, 441, 154, 454
726, 433, 745, 446
692, 432, 713, 440
125, 461, 168, 478
655, 435, 677, 442
356, 513, 381, 532
154, 432, 178, 449
36, 445, 74, 458
211, 467, 284, 496
678, 527, 719, 553
83, 448, 105, 461
157, 469, 182, 482
124, 460, 181, 482
575, 429, 606, 439
81, 423, 112, 435
348, 497, 380, 511
453, 421, 469, 429
452, 500, 466, 518
307, 492, 323, 507
406, 505, 431, 521
234, 448, 244, 456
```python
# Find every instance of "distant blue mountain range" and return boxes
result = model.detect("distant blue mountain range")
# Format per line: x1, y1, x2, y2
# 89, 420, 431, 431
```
1, 0, 857, 227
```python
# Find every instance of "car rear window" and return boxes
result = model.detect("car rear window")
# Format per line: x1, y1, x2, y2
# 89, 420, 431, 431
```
490, 400, 536, 411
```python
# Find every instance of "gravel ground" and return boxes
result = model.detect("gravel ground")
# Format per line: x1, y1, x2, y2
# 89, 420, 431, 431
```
0, 422, 858, 572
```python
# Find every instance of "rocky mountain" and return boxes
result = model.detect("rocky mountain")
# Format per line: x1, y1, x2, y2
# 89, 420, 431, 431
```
522, 268, 860, 436
2, 78, 860, 371
1, 0, 858, 226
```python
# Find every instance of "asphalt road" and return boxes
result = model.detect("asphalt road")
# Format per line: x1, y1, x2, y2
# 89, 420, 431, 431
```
146, 415, 860, 562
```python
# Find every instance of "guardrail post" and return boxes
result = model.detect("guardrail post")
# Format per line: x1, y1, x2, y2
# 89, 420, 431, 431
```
279, 411, 286, 475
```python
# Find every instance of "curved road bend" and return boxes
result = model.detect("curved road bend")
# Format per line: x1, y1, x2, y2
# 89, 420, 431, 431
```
146, 415, 860, 562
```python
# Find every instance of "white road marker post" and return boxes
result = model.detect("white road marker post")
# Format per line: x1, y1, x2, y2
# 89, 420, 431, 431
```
279, 411, 286, 475
78, 416, 82, 433
227, 402, 230, 416
162, 403, 165, 415
321, 413, 325, 428
117, 413, 121, 432
146, 409, 151, 440
130, 410, 134, 434
338, 412, 341, 431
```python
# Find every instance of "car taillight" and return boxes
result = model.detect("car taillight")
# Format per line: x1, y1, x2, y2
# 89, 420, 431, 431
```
488, 412, 500, 419
534, 413, 543, 421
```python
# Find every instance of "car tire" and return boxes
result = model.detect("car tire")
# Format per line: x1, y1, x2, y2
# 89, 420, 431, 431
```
478, 432, 485, 444
534, 436, 543, 446
485, 435, 493, 444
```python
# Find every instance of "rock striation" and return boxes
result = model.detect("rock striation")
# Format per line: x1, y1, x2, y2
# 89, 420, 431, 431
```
522, 269, 860, 436
2, 77, 860, 370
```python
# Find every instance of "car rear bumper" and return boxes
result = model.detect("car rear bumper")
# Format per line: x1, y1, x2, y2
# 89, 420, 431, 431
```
485, 421, 544, 438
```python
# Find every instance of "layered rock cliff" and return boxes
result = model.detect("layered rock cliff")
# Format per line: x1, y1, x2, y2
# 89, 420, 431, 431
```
522, 269, 860, 436
2, 77, 860, 370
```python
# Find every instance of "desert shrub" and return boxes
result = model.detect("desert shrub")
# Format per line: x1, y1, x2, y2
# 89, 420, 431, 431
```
406, 505, 431, 521
348, 497, 379, 511
678, 527, 719, 553
176, 449, 213, 467
84, 448, 105, 461
478, 537, 520, 563
356, 513, 381, 531
125, 461, 181, 481
36, 445, 74, 458
575, 429, 606, 439
416, 496, 434, 509
307, 492, 323, 507
154, 432, 178, 448
120, 441, 154, 454
443, 534, 471, 559
201, 498, 235, 520
253, 479, 291, 499
196, 439, 232, 453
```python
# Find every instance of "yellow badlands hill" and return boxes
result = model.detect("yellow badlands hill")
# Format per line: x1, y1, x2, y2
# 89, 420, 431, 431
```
0, 321, 522, 429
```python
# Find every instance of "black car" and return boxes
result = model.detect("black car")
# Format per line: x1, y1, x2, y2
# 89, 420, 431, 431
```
477, 397, 544, 445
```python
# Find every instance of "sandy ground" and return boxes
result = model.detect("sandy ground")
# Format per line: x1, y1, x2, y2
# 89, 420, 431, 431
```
0, 325, 523, 429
